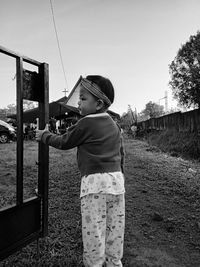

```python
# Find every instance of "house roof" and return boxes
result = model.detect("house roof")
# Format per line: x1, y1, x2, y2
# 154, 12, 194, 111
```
65, 76, 120, 119
65, 76, 82, 107
7, 76, 120, 123
55, 96, 68, 103
8, 101, 79, 123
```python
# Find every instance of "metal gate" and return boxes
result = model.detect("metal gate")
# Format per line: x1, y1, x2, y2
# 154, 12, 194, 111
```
0, 45, 49, 260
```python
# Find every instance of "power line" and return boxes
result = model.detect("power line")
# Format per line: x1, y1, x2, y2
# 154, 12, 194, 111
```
50, 0, 68, 93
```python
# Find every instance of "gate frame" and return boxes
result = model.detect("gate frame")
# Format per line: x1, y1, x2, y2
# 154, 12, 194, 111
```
0, 45, 49, 260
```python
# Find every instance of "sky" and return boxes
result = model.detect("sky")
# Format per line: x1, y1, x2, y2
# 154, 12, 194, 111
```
0, 0, 200, 115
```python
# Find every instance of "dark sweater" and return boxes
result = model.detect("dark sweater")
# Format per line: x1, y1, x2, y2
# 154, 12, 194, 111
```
41, 113, 125, 176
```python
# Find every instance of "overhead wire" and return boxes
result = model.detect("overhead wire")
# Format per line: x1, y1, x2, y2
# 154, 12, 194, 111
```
49, 0, 68, 93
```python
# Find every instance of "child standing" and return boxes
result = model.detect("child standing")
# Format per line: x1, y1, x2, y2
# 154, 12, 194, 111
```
36, 75, 125, 267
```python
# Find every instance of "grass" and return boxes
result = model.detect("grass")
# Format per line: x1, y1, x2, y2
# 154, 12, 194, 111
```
0, 141, 40, 208
0, 142, 83, 266
145, 129, 200, 160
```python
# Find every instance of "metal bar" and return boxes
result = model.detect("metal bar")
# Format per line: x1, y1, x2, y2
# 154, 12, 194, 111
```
0, 46, 50, 260
16, 57, 24, 205
0, 231, 41, 261
0, 197, 41, 260
0, 45, 42, 66
38, 63, 49, 237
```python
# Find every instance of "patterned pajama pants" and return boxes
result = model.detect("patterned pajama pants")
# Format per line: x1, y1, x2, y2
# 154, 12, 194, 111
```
81, 193, 125, 267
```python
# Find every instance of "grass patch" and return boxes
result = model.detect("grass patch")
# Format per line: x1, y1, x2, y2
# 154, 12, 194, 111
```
146, 130, 200, 160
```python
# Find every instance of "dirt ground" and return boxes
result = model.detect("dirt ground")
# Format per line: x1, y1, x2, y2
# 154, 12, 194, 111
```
123, 138, 200, 267
1, 138, 200, 266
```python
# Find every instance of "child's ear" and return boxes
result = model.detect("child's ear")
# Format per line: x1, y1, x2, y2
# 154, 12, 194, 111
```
96, 99, 104, 110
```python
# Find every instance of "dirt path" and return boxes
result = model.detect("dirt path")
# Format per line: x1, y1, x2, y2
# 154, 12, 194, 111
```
124, 138, 200, 267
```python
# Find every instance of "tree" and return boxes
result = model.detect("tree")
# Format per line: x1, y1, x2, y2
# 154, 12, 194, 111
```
7, 100, 37, 114
120, 105, 137, 129
23, 100, 37, 111
127, 105, 137, 124
0, 101, 37, 119
169, 31, 200, 109
6, 104, 16, 115
140, 101, 164, 119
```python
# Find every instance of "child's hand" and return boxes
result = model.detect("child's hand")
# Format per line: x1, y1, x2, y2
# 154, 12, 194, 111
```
35, 124, 49, 141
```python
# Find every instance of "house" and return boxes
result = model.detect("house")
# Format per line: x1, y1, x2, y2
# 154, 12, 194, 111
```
7, 97, 80, 125
7, 76, 120, 132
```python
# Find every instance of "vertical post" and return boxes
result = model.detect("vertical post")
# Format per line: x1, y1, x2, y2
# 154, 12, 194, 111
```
16, 57, 24, 205
38, 63, 49, 237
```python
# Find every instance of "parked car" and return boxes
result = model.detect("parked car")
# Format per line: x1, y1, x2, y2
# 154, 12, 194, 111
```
0, 119, 16, 143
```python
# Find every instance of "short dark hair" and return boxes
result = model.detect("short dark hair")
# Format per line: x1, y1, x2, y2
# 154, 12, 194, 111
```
86, 75, 115, 105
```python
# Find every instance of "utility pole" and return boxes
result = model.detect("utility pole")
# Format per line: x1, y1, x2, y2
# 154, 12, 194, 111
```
159, 91, 168, 112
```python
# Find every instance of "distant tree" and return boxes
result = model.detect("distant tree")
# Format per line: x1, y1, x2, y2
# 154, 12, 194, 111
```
1, 100, 37, 118
137, 112, 149, 122
127, 105, 137, 124
23, 100, 37, 111
120, 105, 137, 129
140, 101, 164, 119
6, 104, 16, 115
167, 107, 180, 114
169, 31, 200, 109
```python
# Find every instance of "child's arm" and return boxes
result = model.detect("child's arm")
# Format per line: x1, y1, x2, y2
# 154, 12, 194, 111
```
36, 120, 86, 150
115, 123, 125, 174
